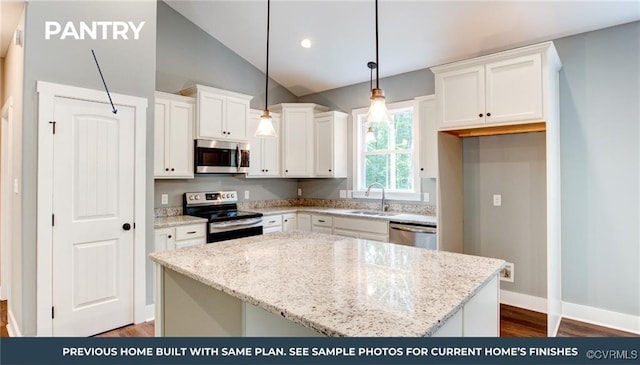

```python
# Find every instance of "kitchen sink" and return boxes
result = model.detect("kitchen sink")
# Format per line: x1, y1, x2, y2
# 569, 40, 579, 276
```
347, 210, 397, 217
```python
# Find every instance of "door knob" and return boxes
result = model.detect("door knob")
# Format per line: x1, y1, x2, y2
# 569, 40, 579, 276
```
122, 223, 131, 231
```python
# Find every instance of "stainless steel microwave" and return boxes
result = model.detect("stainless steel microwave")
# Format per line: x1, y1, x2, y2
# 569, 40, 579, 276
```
194, 139, 250, 174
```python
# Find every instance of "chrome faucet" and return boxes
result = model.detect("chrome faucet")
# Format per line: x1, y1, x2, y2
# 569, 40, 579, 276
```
365, 182, 386, 212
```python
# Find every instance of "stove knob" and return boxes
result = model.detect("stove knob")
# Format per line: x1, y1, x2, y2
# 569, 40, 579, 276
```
231, 193, 236, 199
194, 195, 200, 200
188, 195, 194, 200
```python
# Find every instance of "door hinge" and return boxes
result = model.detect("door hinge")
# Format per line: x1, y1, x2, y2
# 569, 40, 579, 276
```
48, 120, 56, 134
52, 306, 55, 319
52, 214, 55, 226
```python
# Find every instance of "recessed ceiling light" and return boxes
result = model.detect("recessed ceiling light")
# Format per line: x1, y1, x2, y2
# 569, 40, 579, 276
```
301, 38, 312, 48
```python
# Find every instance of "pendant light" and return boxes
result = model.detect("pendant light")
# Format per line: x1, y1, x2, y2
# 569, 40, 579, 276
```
366, 0, 392, 124
255, 0, 277, 138
365, 61, 377, 143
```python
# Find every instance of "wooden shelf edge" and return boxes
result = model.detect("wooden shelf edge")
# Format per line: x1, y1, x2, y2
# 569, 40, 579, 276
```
442, 122, 546, 138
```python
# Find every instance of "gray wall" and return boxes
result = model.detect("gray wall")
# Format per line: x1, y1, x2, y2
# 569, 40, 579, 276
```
463, 133, 547, 297
298, 69, 437, 205
21, 1, 157, 335
556, 21, 639, 316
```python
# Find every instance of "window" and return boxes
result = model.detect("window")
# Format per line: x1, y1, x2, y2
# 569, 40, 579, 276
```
352, 100, 420, 201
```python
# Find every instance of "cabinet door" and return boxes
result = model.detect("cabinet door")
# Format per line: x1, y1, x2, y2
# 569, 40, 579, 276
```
154, 228, 174, 252
198, 91, 225, 139
417, 96, 438, 178
485, 53, 543, 125
436, 65, 485, 129
226, 96, 249, 140
168, 100, 194, 178
332, 228, 359, 238
246, 110, 264, 176
282, 214, 296, 232
154, 100, 170, 177
314, 115, 334, 177
261, 114, 280, 176
297, 213, 311, 231
282, 109, 312, 176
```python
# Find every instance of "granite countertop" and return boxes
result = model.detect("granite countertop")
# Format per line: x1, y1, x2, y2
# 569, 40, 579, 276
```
150, 231, 504, 337
251, 206, 437, 226
154, 215, 208, 229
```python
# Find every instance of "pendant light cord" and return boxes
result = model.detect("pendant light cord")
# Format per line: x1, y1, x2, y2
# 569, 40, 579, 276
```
375, 0, 379, 89
265, 0, 270, 111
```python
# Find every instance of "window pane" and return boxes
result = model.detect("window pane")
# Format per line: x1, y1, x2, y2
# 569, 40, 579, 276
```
395, 153, 413, 190
365, 154, 388, 188
394, 110, 413, 150
365, 121, 389, 151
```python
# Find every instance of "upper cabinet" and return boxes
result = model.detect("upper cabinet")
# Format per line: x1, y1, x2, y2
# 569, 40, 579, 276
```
415, 95, 437, 178
154, 92, 195, 179
271, 103, 329, 178
314, 111, 348, 178
246, 109, 281, 178
180, 85, 253, 141
432, 42, 561, 131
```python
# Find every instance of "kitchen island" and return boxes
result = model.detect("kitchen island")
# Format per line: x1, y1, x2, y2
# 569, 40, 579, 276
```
150, 231, 505, 337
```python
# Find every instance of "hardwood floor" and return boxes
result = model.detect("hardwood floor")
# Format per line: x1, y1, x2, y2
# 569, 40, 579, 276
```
1, 300, 637, 338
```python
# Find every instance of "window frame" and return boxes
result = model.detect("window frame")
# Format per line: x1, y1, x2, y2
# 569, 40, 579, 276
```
351, 99, 421, 202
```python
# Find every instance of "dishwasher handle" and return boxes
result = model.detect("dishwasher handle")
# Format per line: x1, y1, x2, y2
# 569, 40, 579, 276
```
390, 224, 437, 234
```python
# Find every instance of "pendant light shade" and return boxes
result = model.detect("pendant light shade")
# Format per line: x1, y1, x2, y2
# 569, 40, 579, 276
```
255, 0, 277, 138
365, 126, 376, 144
366, 0, 392, 124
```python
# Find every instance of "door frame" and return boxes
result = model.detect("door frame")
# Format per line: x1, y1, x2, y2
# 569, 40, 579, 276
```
36, 81, 147, 336
1, 97, 14, 301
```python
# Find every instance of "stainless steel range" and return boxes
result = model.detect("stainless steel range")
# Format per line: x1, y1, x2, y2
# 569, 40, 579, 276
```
183, 191, 263, 243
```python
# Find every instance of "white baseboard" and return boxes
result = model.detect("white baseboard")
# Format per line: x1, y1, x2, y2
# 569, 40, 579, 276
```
7, 309, 21, 337
145, 304, 155, 322
562, 301, 640, 335
500, 290, 547, 313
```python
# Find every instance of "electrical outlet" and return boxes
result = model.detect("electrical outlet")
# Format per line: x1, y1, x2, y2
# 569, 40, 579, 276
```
161, 194, 168, 205
339, 190, 346, 199
423, 193, 430, 203
244, 190, 250, 199
297, 188, 302, 197
347, 190, 353, 198
493, 194, 502, 206
500, 262, 514, 282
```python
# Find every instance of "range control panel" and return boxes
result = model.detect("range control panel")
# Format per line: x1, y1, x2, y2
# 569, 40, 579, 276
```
184, 191, 238, 205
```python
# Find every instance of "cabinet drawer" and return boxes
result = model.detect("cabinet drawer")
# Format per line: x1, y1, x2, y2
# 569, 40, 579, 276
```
263, 215, 283, 228
333, 217, 387, 234
312, 215, 332, 227
174, 238, 205, 250
175, 224, 206, 241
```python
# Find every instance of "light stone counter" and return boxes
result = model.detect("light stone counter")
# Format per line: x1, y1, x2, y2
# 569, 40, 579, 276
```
154, 215, 207, 229
250, 206, 438, 226
150, 231, 504, 337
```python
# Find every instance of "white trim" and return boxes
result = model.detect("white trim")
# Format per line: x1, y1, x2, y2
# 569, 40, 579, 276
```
36, 81, 148, 336
562, 301, 640, 335
7, 308, 21, 337
145, 304, 155, 322
0, 97, 14, 302
500, 289, 547, 314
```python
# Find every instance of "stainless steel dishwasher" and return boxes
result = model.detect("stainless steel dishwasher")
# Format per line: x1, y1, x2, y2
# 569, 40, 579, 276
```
389, 222, 437, 250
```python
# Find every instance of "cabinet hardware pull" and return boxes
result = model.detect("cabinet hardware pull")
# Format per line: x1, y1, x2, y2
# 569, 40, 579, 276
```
487, 112, 491, 117
168, 235, 172, 238
186, 231, 196, 234
165, 168, 169, 171
318, 220, 325, 223
171, 168, 175, 171
479, 113, 483, 117
420, 168, 424, 171
329, 169, 332, 172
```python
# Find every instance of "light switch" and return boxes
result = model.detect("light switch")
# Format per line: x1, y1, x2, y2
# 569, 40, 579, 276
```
347, 190, 353, 199
13, 178, 19, 194
161, 194, 168, 205
297, 188, 302, 197
493, 194, 502, 207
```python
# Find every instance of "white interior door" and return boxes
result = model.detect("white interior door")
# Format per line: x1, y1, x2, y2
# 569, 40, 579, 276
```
51, 96, 135, 337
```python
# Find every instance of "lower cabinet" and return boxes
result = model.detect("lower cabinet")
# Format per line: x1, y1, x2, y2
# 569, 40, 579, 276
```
297, 213, 311, 231
311, 214, 332, 234
332, 217, 389, 242
263, 215, 283, 234
154, 223, 206, 252
282, 213, 297, 232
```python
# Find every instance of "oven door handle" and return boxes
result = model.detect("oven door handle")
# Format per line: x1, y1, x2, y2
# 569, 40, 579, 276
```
210, 218, 263, 228
390, 225, 437, 234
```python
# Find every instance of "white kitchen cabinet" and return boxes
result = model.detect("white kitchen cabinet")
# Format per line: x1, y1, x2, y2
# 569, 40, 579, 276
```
415, 95, 438, 178
314, 111, 348, 178
247, 109, 281, 177
154, 223, 206, 252
263, 214, 283, 234
271, 103, 329, 177
433, 43, 559, 131
297, 213, 311, 231
154, 92, 195, 179
332, 217, 388, 242
282, 213, 297, 232
180, 84, 252, 141
311, 214, 332, 234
